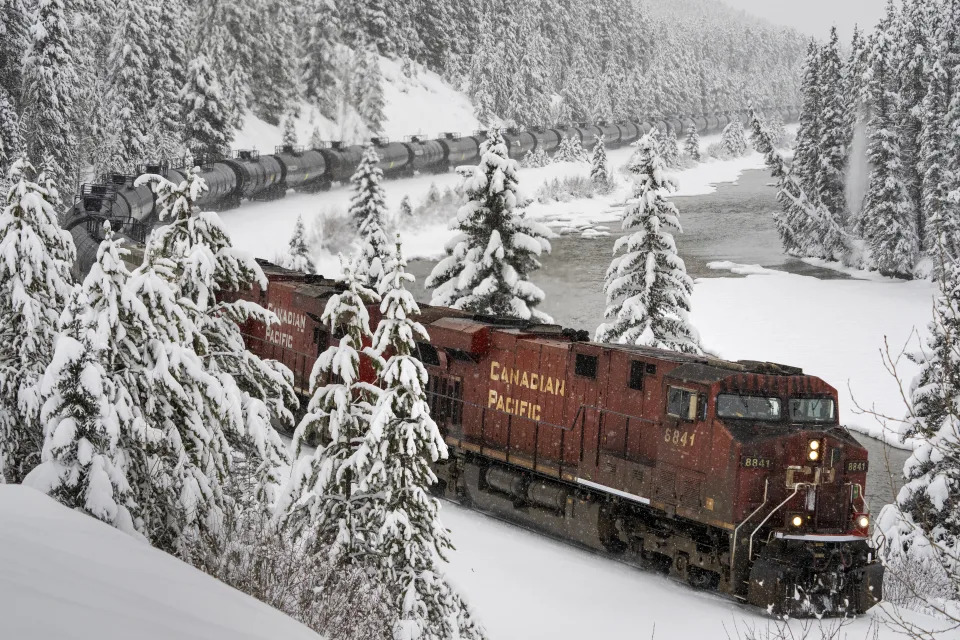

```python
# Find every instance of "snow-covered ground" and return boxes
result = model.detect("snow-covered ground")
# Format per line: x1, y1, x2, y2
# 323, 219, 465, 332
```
692, 262, 935, 450
0, 486, 321, 640
234, 56, 479, 150
441, 502, 947, 640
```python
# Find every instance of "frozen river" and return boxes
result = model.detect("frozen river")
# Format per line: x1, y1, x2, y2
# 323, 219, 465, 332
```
407, 168, 911, 514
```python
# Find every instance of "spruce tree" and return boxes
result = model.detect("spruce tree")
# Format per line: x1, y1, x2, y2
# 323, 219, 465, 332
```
350, 145, 390, 289
555, 135, 587, 163
104, 0, 152, 168
309, 127, 324, 150
358, 239, 485, 640
138, 167, 295, 507
662, 129, 682, 168
399, 195, 413, 218
844, 25, 870, 132
590, 135, 610, 187
684, 125, 701, 162
278, 215, 313, 273
180, 54, 232, 157
426, 130, 554, 322
794, 41, 823, 199
878, 257, 960, 601
720, 120, 748, 157
276, 257, 381, 565
0, 158, 75, 484
815, 27, 849, 222
282, 114, 298, 147
0, 0, 29, 101
248, 0, 299, 125
596, 135, 701, 353
19, 0, 80, 196
0, 88, 19, 178
860, 9, 919, 278
24, 287, 139, 536
353, 44, 386, 134
302, 0, 342, 120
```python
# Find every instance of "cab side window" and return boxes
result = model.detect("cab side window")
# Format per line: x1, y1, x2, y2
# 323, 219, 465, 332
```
667, 386, 702, 421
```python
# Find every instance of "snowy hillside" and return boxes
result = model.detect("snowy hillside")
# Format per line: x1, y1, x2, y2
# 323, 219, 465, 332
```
234, 56, 480, 149
0, 486, 321, 640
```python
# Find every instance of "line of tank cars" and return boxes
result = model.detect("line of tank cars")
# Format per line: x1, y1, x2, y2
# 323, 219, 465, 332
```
66, 107, 798, 274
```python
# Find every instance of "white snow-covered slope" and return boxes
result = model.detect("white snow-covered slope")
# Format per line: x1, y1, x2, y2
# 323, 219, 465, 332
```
234, 56, 479, 150
0, 485, 322, 640
440, 503, 950, 640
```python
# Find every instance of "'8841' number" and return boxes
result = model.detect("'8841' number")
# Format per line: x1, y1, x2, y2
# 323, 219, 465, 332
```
664, 428, 697, 448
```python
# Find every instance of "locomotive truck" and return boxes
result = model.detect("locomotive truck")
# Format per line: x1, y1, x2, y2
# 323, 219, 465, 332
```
228, 263, 884, 616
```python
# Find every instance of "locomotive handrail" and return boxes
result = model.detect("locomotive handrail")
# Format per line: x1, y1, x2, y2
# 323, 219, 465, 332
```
730, 478, 769, 573
747, 482, 809, 561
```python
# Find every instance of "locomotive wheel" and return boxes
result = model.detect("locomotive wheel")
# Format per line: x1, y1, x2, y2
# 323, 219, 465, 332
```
687, 567, 720, 590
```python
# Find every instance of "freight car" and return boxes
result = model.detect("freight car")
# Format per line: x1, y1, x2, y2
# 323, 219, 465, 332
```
230, 263, 883, 617
64, 106, 798, 276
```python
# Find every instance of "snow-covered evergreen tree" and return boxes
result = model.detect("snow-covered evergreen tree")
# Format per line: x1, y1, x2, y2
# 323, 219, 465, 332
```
0, 88, 19, 179
0, 0, 30, 102
555, 135, 587, 163
103, 0, 153, 169
720, 120, 748, 157
248, 0, 299, 125
684, 125, 701, 162
399, 195, 413, 218
350, 145, 390, 289
353, 44, 386, 134
277, 215, 313, 273
661, 129, 683, 168
793, 41, 823, 198
309, 127, 324, 150
815, 26, 849, 222
302, 0, 342, 120
24, 286, 139, 535
860, 9, 919, 278
19, 0, 80, 196
180, 54, 233, 156
878, 256, 960, 601
590, 135, 610, 186
276, 256, 381, 565
522, 147, 550, 168
0, 158, 75, 483
426, 130, 553, 322
596, 135, 701, 353
138, 166, 295, 508
282, 115, 298, 147
357, 239, 485, 640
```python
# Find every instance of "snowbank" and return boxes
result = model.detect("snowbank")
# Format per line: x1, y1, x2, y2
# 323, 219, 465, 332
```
234, 57, 479, 150
692, 263, 935, 450
0, 485, 321, 640
441, 502, 949, 640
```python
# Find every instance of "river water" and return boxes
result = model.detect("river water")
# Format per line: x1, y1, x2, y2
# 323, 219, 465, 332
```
408, 168, 910, 515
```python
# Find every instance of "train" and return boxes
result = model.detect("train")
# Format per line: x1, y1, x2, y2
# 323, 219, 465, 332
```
63, 107, 800, 277
225, 261, 884, 617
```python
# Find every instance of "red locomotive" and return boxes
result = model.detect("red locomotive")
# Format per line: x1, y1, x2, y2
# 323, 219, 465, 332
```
232, 262, 883, 615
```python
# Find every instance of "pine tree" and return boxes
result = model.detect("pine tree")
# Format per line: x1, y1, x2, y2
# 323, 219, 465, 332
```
0, 0, 30, 102
276, 256, 381, 565
248, 0, 299, 125
180, 54, 232, 157
661, 129, 682, 168
282, 114, 298, 147
590, 135, 610, 187
302, 0, 342, 120
0, 88, 19, 178
399, 195, 413, 218
684, 125, 701, 162
103, 0, 152, 169
19, 0, 80, 196
0, 158, 76, 484
138, 166, 295, 508
310, 126, 324, 150
720, 120, 748, 157
23, 287, 139, 535
794, 41, 823, 198
278, 215, 313, 273
349, 145, 390, 289
815, 27, 849, 222
878, 257, 960, 600
860, 8, 919, 278
844, 25, 870, 131
522, 147, 550, 168
426, 130, 554, 322
353, 44, 386, 134
357, 239, 485, 640
596, 135, 701, 353
555, 135, 587, 163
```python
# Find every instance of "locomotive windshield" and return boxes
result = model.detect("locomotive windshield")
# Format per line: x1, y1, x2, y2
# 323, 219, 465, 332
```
789, 397, 836, 423
716, 394, 782, 420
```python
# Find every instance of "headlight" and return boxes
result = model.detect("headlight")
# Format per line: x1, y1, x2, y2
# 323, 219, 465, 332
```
808, 450, 819, 461
809, 440, 820, 451
792, 515, 803, 527
857, 515, 869, 529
